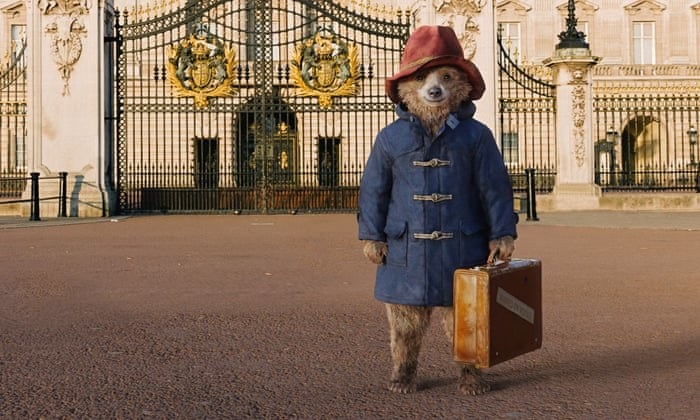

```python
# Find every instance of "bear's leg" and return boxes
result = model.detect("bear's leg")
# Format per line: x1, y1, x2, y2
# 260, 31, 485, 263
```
439, 306, 491, 396
457, 364, 491, 395
385, 303, 432, 394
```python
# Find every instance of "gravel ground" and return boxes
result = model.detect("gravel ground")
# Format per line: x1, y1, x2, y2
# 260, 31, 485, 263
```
1, 214, 699, 419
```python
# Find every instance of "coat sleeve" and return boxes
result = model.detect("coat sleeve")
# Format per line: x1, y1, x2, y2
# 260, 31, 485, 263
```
358, 133, 392, 242
473, 127, 519, 240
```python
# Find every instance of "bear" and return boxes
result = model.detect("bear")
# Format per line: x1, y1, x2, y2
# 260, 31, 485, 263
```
358, 25, 518, 395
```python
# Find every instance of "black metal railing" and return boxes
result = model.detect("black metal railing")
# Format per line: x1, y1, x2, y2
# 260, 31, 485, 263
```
497, 31, 557, 196
595, 166, 700, 192
0, 168, 27, 198
0, 172, 69, 220
593, 81, 700, 192
1, 41, 28, 188
112, 0, 411, 214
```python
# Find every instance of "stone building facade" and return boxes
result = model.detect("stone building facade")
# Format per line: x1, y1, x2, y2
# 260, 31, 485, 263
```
1, 1, 699, 216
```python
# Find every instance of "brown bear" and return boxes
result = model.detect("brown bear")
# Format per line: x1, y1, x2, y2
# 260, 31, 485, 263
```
358, 25, 517, 395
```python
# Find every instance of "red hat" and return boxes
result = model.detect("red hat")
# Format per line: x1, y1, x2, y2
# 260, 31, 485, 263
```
385, 25, 486, 103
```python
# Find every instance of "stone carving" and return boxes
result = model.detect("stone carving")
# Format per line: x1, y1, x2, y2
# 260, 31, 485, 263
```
434, 0, 487, 60
570, 68, 588, 167
442, 15, 479, 60
39, 0, 91, 96
434, 0, 487, 13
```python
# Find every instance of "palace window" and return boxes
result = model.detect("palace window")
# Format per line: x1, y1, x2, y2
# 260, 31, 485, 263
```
15, 132, 26, 171
501, 132, 519, 166
318, 137, 341, 187
10, 24, 25, 61
632, 21, 655, 64
577, 21, 589, 39
498, 22, 521, 63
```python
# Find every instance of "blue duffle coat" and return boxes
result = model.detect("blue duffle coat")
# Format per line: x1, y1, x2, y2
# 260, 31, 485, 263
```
358, 101, 518, 306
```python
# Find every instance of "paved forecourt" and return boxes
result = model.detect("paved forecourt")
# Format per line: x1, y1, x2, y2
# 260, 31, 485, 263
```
1, 212, 698, 418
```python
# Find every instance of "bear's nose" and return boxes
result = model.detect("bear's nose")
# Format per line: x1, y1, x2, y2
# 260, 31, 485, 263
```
428, 86, 443, 99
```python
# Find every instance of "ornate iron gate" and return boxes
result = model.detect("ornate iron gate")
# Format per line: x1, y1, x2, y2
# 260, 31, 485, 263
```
593, 81, 700, 192
497, 32, 556, 194
112, 0, 410, 214
0, 40, 27, 198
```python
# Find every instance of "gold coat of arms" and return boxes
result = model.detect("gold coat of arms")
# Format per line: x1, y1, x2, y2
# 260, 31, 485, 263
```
166, 24, 238, 108
290, 26, 360, 109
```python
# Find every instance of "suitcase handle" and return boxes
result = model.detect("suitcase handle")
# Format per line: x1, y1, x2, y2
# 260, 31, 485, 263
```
487, 258, 510, 267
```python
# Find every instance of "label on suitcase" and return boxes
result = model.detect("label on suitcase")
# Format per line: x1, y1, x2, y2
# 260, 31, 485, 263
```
453, 259, 542, 368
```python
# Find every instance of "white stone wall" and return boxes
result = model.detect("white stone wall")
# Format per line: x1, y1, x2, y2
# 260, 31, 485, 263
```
26, 0, 114, 217
5, 0, 699, 216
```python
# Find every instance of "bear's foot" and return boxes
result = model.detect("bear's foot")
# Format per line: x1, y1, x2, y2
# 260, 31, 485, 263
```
458, 365, 490, 396
388, 363, 417, 394
387, 378, 417, 394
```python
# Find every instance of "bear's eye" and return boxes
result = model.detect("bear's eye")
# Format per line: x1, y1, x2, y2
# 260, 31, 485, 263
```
415, 72, 426, 81
442, 73, 452, 81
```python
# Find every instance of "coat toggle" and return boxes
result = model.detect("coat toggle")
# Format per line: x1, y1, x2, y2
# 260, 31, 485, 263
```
412, 193, 453, 203
413, 231, 454, 240
412, 158, 451, 167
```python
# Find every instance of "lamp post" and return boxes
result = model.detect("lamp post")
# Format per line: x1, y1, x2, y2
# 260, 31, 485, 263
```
556, 0, 589, 49
605, 127, 619, 185
688, 125, 698, 165
606, 127, 618, 144
545, 0, 600, 208
594, 127, 618, 186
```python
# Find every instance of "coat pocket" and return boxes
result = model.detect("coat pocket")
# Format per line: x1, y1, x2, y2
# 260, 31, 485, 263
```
458, 222, 488, 267
384, 221, 408, 266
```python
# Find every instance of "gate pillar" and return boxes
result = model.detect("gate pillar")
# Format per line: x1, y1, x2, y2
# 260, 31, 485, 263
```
543, 5, 601, 210
26, 0, 115, 217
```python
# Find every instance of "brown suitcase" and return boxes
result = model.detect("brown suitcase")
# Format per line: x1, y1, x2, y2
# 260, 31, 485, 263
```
453, 259, 542, 368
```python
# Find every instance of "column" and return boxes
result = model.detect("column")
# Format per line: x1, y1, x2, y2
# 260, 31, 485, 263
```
543, 2, 601, 210
26, 0, 115, 217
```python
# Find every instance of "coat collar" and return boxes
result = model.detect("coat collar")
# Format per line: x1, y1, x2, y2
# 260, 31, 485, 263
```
396, 100, 476, 129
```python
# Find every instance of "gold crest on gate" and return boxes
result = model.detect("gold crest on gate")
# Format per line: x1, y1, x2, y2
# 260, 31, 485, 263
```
290, 24, 360, 109
166, 23, 238, 108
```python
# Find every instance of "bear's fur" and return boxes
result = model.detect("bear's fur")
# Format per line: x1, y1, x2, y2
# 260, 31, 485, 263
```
397, 66, 473, 138
383, 65, 490, 396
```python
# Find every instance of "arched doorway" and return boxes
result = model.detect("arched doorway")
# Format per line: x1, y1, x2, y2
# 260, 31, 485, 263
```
235, 93, 298, 188
620, 115, 665, 186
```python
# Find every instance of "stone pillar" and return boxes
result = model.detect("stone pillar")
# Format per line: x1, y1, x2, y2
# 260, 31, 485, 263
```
542, 2, 601, 210
26, 0, 115, 217
544, 50, 600, 209
411, 0, 497, 130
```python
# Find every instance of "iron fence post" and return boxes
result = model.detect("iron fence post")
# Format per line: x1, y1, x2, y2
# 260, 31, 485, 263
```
525, 168, 539, 221
59, 172, 68, 217
30, 172, 40, 221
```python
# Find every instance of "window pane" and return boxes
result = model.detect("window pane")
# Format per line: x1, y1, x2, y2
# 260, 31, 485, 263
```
501, 132, 519, 165
578, 21, 588, 38
632, 22, 655, 65
643, 45, 653, 64
499, 22, 521, 62
634, 40, 643, 64
633, 23, 642, 37
15, 134, 26, 170
11, 24, 26, 41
